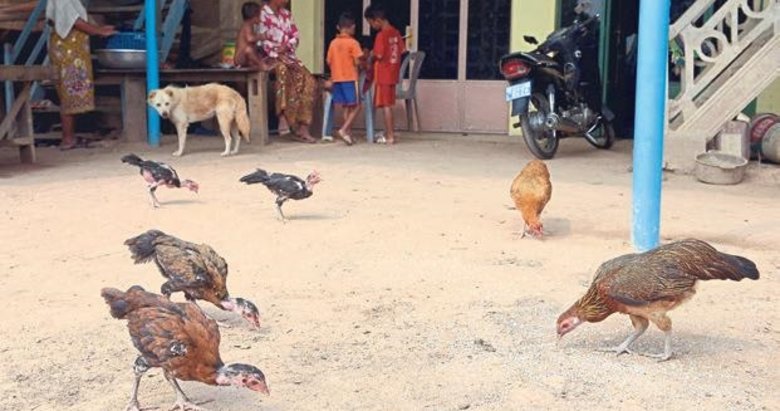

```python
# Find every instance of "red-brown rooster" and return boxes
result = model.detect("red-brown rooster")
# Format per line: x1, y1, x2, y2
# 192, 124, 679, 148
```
102, 286, 269, 411
557, 239, 759, 361
124, 229, 260, 329
121, 153, 199, 208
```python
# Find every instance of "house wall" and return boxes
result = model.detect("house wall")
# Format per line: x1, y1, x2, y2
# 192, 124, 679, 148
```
508, 0, 558, 135
292, 0, 325, 73
289, 1, 779, 135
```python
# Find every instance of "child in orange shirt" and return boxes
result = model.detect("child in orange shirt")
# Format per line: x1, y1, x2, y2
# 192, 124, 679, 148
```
326, 12, 363, 145
365, 5, 405, 144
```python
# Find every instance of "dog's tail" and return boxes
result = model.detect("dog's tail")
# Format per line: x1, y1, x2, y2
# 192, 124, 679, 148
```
236, 98, 251, 143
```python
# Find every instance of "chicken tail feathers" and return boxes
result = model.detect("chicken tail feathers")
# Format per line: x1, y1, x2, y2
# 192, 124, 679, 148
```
101, 286, 145, 319
121, 153, 144, 167
664, 239, 759, 282
240, 169, 270, 185
124, 229, 166, 264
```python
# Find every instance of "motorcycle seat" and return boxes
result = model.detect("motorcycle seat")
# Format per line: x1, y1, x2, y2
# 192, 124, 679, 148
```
521, 52, 559, 68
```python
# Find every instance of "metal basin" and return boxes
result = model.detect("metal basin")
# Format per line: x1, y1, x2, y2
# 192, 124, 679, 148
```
694, 151, 748, 185
94, 49, 149, 69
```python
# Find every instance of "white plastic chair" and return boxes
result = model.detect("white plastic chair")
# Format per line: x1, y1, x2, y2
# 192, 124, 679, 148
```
396, 51, 426, 131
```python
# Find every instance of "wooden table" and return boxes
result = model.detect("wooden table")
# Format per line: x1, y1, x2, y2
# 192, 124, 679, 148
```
0, 65, 56, 163
95, 68, 269, 146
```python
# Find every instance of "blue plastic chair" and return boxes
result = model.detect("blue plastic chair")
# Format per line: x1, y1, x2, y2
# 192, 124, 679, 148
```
322, 71, 374, 142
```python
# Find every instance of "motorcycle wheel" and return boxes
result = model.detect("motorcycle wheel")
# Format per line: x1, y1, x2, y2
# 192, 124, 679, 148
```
583, 117, 615, 149
520, 93, 559, 159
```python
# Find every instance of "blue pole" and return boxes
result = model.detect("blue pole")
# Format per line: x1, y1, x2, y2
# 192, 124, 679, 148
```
145, 0, 160, 147
632, 0, 671, 251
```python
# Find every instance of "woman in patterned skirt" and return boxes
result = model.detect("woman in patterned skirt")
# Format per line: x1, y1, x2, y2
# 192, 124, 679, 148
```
258, 0, 317, 143
46, 0, 115, 149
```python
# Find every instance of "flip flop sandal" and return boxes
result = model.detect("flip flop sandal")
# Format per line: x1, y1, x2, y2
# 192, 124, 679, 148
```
290, 134, 316, 144
333, 130, 354, 146
59, 139, 92, 150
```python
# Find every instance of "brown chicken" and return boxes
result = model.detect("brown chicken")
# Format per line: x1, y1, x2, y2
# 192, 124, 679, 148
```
557, 239, 759, 361
510, 159, 552, 237
102, 286, 269, 411
124, 229, 260, 328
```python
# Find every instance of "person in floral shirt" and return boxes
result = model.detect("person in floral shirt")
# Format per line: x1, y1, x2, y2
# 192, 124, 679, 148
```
258, 0, 317, 143
46, 0, 115, 149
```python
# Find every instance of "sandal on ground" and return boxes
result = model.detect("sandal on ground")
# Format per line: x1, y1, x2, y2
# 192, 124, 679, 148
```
375, 134, 387, 144
333, 130, 353, 146
59, 138, 92, 151
290, 133, 316, 144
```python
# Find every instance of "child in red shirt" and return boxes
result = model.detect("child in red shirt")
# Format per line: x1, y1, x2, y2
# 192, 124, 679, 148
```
326, 12, 363, 145
365, 5, 405, 144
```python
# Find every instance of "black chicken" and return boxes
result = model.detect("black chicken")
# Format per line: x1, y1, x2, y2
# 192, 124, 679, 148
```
121, 153, 198, 208
240, 168, 321, 220
124, 229, 261, 329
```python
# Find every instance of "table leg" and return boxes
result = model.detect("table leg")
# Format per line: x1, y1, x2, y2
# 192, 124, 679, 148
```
121, 77, 147, 142
18, 91, 35, 163
247, 71, 269, 146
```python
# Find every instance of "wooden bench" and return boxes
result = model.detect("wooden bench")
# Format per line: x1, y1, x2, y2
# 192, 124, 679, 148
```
94, 68, 269, 146
0, 65, 56, 163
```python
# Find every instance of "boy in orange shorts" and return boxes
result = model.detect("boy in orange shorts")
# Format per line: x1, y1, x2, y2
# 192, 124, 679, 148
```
326, 12, 363, 145
365, 5, 405, 144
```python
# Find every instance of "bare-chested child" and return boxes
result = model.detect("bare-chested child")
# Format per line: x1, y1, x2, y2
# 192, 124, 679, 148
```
235, 2, 270, 69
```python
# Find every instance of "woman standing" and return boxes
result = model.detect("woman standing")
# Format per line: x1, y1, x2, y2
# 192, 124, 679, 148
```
258, 0, 316, 143
47, 0, 115, 149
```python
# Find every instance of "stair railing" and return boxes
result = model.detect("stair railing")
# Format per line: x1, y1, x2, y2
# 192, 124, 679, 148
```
668, 0, 779, 128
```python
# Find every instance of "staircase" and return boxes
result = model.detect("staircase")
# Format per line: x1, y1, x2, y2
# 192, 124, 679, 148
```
664, 0, 780, 171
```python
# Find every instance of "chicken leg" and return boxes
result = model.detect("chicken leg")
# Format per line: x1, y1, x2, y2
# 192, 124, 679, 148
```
164, 371, 209, 411
635, 314, 673, 362
148, 183, 161, 208
125, 357, 150, 411
275, 197, 287, 222
598, 315, 649, 356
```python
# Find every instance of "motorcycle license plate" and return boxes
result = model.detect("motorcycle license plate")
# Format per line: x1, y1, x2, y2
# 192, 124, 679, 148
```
505, 81, 532, 101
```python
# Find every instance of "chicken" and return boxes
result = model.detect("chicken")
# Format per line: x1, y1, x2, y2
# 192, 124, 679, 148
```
121, 153, 199, 208
101, 286, 269, 411
240, 168, 321, 221
124, 229, 260, 329
557, 239, 759, 361
510, 160, 552, 238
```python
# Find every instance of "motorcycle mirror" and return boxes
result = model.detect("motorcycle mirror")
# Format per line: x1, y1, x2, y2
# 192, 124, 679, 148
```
523, 35, 539, 45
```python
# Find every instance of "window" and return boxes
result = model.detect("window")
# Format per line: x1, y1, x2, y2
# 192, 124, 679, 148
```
466, 0, 510, 80
418, 0, 460, 80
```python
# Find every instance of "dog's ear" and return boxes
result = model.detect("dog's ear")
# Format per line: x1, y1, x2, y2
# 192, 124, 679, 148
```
148, 91, 157, 100
165, 88, 174, 97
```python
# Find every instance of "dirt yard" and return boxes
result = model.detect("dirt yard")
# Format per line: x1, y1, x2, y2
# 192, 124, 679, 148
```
1, 135, 778, 411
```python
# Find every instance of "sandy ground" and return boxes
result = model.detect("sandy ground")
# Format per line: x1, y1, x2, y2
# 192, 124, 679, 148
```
0, 134, 779, 411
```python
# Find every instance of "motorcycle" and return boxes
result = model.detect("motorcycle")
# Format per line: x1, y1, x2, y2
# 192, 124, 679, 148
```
499, 13, 615, 159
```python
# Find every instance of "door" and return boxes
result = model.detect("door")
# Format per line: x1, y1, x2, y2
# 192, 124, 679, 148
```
413, 0, 511, 133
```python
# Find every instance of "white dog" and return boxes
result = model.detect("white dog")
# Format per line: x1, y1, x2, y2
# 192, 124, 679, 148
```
148, 83, 251, 157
